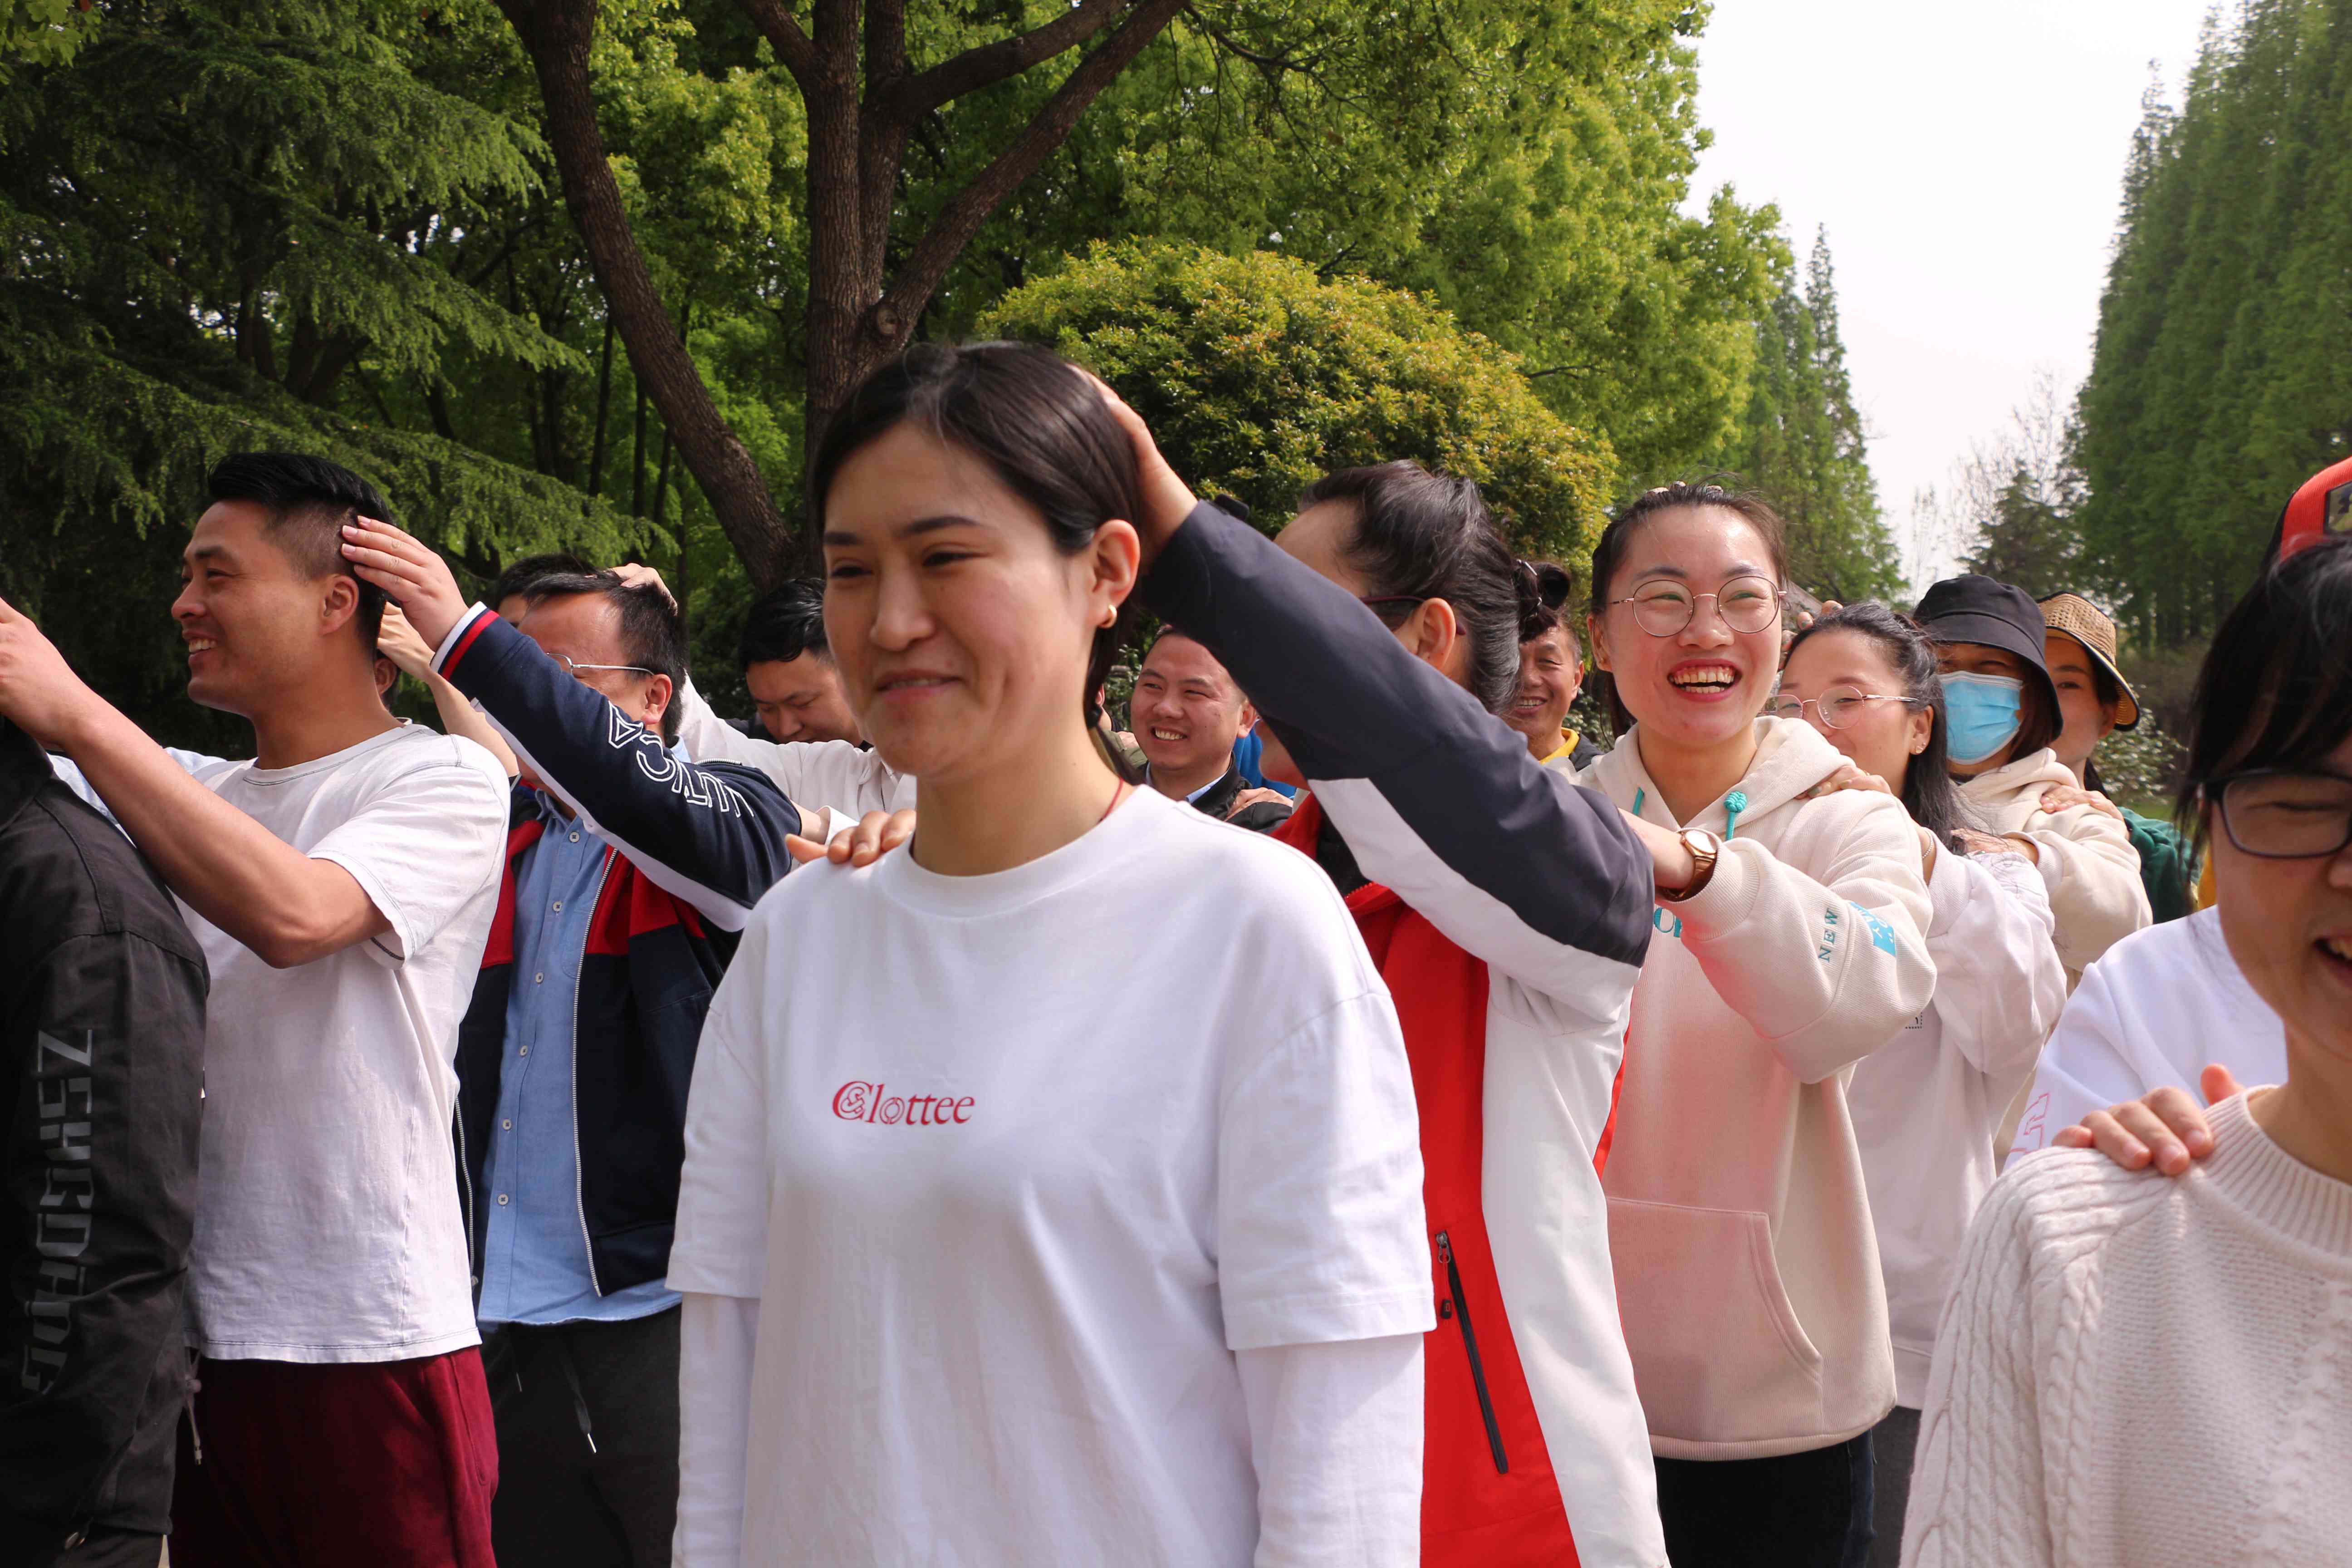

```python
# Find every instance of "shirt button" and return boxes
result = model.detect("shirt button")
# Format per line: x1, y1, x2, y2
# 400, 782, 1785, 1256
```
496, 1194, 510, 1205
519, 1046, 529, 1058
502, 1118, 513, 1130
569, 831, 580, 842
551, 901, 563, 912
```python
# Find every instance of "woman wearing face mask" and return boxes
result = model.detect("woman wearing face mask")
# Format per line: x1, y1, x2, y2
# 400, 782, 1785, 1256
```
1572, 483, 1935, 1566
1503, 560, 1604, 771
665, 343, 1436, 1567
1091, 426, 1675, 1562
1901, 535, 2352, 1567
2037, 591, 2199, 922
1777, 604, 2069, 1563
1914, 576, 2152, 989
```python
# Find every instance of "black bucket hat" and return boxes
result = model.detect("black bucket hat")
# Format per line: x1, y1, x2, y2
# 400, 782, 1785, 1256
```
1915, 574, 2060, 720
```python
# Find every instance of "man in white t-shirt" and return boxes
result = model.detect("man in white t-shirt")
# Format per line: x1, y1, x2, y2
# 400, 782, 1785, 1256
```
0, 453, 509, 1568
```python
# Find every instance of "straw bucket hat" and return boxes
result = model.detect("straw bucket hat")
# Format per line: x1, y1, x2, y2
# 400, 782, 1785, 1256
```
2037, 592, 2141, 729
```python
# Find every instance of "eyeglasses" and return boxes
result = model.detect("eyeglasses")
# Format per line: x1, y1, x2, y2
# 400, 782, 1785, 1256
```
554, 654, 655, 683
2208, 769, 2352, 859
1610, 575, 1782, 637
1769, 686, 1917, 730
1358, 594, 1428, 622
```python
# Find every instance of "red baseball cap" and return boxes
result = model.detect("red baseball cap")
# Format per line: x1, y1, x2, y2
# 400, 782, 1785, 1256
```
2279, 453, 2352, 559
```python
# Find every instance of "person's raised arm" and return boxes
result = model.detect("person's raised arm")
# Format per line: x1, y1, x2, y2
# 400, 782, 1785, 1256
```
343, 519, 805, 931
377, 603, 519, 777
1094, 385, 1654, 1012
0, 597, 393, 967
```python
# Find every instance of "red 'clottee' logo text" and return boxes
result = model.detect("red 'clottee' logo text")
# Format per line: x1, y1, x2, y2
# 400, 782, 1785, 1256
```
832, 1080, 973, 1127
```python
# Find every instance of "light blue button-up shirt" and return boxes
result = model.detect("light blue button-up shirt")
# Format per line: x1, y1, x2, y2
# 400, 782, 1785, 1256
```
475, 789, 680, 1326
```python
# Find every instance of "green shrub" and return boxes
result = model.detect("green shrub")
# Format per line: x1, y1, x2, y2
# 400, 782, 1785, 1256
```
979, 242, 1618, 571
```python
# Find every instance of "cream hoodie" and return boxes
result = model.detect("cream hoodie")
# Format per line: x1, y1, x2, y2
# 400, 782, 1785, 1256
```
1955, 749, 2150, 985
1579, 718, 1936, 1459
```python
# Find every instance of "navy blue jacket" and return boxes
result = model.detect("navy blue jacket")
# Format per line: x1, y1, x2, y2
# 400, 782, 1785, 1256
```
434, 608, 800, 1297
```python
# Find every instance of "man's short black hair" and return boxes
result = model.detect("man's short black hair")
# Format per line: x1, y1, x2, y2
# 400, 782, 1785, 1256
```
206, 452, 390, 648
738, 578, 828, 669
490, 552, 593, 609
522, 572, 690, 745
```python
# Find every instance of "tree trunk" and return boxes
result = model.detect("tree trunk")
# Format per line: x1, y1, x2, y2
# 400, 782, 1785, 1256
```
587, 314, 616, 498
499, 0, 796, 589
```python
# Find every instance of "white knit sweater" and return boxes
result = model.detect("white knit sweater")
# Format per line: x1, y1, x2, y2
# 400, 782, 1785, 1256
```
1902, 1092, 2352, 1567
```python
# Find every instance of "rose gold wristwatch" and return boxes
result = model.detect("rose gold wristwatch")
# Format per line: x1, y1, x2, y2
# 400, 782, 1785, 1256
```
1657, 827, 1722, 903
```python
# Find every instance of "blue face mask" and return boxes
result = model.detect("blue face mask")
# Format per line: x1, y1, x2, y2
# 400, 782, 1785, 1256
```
1942, 671, 2025, 764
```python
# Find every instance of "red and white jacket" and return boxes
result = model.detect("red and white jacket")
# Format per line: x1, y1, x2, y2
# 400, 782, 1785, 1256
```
1143, 503, 1667, 1568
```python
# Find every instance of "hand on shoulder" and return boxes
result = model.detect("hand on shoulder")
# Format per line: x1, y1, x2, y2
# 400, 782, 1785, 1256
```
2053, 1064, 2243, 1175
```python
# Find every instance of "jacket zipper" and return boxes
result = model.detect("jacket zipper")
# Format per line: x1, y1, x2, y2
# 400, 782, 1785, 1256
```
1436, 1230, 1509, 1474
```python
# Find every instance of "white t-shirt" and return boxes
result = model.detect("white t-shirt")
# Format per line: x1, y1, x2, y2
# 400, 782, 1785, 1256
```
181, 725, 510, 1362
667, 785, 1432, 1564
2006, 907, 2286, 1165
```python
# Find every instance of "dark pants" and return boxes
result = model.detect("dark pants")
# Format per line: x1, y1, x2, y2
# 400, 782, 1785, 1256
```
1866, 1406, 1921, 1568
1655, 1431, 1874, 1568
168, 1348, 499, 1568
480, 1306, 680, 1568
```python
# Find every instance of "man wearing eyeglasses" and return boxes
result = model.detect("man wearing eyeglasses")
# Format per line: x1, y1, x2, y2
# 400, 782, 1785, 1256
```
337, 525, 812, 1568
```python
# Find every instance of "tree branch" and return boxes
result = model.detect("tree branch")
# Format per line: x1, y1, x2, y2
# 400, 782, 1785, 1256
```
871, 0, 1183, 344
497, 0, 796, 588
735, 0, 815, 91
882, 0, 1134, 124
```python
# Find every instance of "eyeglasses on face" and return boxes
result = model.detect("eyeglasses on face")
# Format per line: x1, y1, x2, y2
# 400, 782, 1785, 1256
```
1769, 686, 1916, 730
2208, 769, 2352, 859
1609, 575, 1782, 637
554, 654, 656, 683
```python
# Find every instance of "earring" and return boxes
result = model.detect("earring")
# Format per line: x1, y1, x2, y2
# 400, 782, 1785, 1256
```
1100, 607, 1117, 628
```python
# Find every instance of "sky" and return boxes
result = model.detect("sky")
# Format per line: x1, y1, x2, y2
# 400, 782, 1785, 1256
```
1688, 0, 2220, 588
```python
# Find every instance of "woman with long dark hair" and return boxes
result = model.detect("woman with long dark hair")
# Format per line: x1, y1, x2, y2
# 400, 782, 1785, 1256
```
1574, 482, 1937, 1566
1778, 603, 2068, 1560
665, 343, 1435, 1565
1090, 417, 1673, 1561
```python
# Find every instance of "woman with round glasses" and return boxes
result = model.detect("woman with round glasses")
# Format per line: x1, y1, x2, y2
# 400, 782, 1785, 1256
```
1901, 534, 2352, 1567
1571, 482, 1935, 1565
1778, 603, 2068, 1560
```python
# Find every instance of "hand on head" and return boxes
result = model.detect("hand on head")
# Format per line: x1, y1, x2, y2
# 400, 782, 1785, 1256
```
1081, 374, 1197, 563
339, 518, 471, 648
609, 562, 676, 607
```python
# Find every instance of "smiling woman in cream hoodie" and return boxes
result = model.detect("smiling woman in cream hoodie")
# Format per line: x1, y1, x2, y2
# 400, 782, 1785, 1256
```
1575, 483, 1935, 1568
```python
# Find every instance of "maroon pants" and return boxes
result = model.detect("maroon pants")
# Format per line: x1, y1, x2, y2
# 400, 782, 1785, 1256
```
169, 1347, 498, 1568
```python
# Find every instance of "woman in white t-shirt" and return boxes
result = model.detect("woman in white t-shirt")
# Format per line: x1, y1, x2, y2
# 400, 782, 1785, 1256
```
666, 343, 1434, 1567
1777, 603, 2069, 1563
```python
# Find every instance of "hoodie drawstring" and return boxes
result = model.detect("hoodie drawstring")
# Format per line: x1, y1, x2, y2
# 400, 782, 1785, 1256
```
1724, 790, 1748, 840
1632, 788, 1646, 817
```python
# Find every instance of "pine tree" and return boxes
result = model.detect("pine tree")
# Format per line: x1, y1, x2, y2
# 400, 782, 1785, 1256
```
2073, 0, 2352, 644
1714, 230, 1902, 601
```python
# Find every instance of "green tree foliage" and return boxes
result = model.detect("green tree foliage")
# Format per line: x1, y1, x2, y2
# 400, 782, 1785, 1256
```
0, 0, 653, 745
2073, 0, 2352, 644
1, 0, 1819, 743
927, 2, 1782, 487
1711, 231, 1901, 601
1961, 468, 2082, 600
979, 243, 1616, 567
